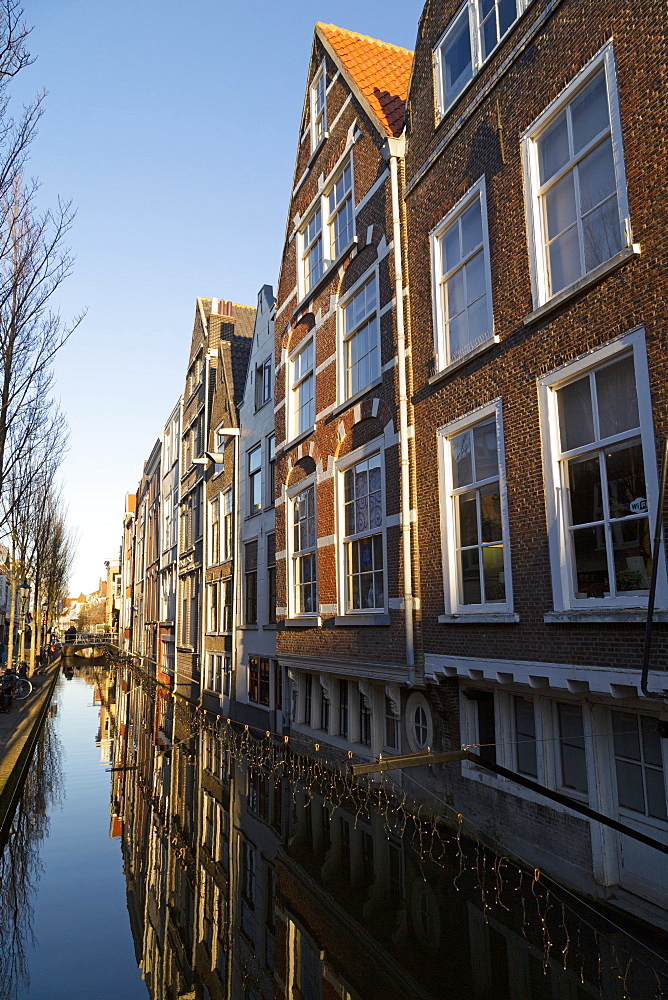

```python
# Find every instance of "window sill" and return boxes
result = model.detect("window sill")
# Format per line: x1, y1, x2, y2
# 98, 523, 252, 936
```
307, 132, 329, 168
428, 335, 499, 385
524, 246, 641, 326
244, 510, 262, 521
545, 608, 668, 624
281, 616, 322, 628
335, 613, 390, 626
292, 238, 357, 320
438, 612, 519, 624
279, 425, 315, 456
331, 377, 383, 420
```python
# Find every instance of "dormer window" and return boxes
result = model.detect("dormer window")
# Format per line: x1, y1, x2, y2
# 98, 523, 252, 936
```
310, 64, 327, 150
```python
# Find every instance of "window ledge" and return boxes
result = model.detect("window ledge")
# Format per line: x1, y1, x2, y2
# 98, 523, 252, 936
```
244, 510, 262, 521
429, 335, 500, 385
335, 613, 390, 626
292, 238, 358, 320
438, 612, 519, 624
307, 132, 329, 168
280, 617, 322, 628
545, 608, 668, 624
279, 426, 315, 456
331, 376, 383, 420
524, 246, 641, 326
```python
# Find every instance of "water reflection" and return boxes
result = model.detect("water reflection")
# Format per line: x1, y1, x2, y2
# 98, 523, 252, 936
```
0, 705, 63, 1000
110, 661, 668, 1000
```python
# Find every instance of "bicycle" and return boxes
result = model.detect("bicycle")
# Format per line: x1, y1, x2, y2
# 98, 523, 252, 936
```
1, 672, 32, 700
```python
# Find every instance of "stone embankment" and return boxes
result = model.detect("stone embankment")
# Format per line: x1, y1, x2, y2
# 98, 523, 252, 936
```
0, 659, 60, 838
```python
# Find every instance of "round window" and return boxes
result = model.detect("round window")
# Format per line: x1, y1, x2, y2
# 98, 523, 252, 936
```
405, 692, 434, 753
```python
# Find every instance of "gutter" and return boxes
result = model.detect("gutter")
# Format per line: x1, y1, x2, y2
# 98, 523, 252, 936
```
387, 134, 415, 687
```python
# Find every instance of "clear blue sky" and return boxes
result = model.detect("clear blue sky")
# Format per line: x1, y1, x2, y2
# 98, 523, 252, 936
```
17, 0, 421, 595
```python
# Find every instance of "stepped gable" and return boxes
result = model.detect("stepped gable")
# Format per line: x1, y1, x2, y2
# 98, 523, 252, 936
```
317, 23, 413, 138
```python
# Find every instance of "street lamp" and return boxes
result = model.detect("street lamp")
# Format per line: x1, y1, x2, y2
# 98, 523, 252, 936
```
41, 601, 48, 649
18, 581, 30, 667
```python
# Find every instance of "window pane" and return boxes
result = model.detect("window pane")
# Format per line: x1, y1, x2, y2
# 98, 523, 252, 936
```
612, 517, 650, 592
578, 140, 616, 214
612, 711, 640, 760
548, 224, 581, 294
558, 703, 588, 793
466, 250, 487, 303
466, 295, 489, 343
545, 171, 577, 240
447, 267, 466, 319
571, 70, 609, 154
479, 485, 502, 543
461, 199, 483, 256
606, 441, 646, 519
458, 492, 478, 547
641, 716, 664, 768
452, 430, 473, 488
443, 225, 460, 272
460, 547, 481, 604
557, 375, 594, 451
572, 525, 609, 598
582, 193, 621, 272
615, 759, 646, 813
538, 110, 569, 184
645, 768, 668, 821
473, 421, 498, 480
596, 356, 639, 439
483, 544, 505, 601
441, 9, 473, 106
515, 697, 538, 777
568, 453, 602, 525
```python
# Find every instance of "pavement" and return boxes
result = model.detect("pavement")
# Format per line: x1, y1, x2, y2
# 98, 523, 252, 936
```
0, 659, 61, 835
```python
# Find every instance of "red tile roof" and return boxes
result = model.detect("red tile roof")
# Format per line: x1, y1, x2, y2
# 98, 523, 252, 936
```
317, 23, 413, 138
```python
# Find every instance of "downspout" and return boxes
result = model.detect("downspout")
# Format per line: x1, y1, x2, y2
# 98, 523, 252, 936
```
641, 437, 668, 699
387, 135, 415, 687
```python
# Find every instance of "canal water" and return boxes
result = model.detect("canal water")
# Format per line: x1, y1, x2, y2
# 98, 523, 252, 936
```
1, 660, 667, 1000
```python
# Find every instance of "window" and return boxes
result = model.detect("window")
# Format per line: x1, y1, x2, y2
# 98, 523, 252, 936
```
222, 577, 232, 632
267, 533, 276, 625
207, 581, 219, 633
255, 357, 272, 410
341, 452, 385, 612
612, 712, 666, 822
523, 46, 631, 305
244, 541, 258, 625
223, 490, 233, 560
267, 435, 275, 507
514, 696, 538, 777
310, 63, 326, 150
303, 673, 312, 726
339, 680, 348, 738
431, 178, 494, 369
341, 275, 379, 399
557, 702, 588, 795
204, 652, 229, 696
328, 159, 354, 259
319, 683, 330, 732
210, 496, 220, 564
359, 690, 372, 747
539, 332, 659, 610
292, 484, 317, 615
249, 657, 270, 706
301, 209, 324, 294
434, 1, 531, 116
248, 445, 262, 514
384, 695, 400, 751
439, 402, 512, 614
291, 340, 315, 438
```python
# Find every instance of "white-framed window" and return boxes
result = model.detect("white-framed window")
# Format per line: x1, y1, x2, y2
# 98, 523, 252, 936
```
538, 329, 661, 611
338, 447, 386, 613
434, 1, 532, 116
207, 581, 220, 633
431, 177, 494, 370
612, 711, 667, 823
405, 692, 434, 753
209, 495, 220, 564
222, 489, 233, 561
328, 158, 354, 260
266, 434, 276, 507
248, 444, 262, 514
522, 43, 632, 307
310, 62, 327, 151
290, 482, 317, 616
255, 357, 272, 410
340, 272, 379, 400
203, 652, 230, 697
555, 700, 589, 796
438, 400, 513, 615
384, 695, 400, 751
290, 339, 315, 439
301, 206, 324, 295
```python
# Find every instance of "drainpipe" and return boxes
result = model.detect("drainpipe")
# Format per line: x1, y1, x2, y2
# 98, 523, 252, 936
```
387, 135, 415, 687
641, 437, 668, 699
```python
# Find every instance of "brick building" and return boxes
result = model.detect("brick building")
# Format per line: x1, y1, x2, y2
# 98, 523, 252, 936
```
274, 24, 418, 760
404, 0, 668, 924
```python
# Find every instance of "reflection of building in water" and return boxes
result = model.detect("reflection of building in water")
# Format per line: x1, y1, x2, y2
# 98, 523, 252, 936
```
110, 665, 668, 1000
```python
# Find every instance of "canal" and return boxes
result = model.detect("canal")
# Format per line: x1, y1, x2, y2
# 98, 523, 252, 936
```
1, 659, 667, 1000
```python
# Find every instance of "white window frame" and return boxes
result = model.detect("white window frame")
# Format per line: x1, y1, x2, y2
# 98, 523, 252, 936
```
207, 581, 221, 634
300, 205, 324, 296
222, 489, 233, 561
327, 156, 355, 261
430, 176, 495, 373
336, 440, 387, 616
248, 443, 262, 514
538, 327, 664, 613
255, 357, 272, 410
521, 42, 632, 309
310, 61, 327, 152
288, 476, 318, 618
209, 495, 221, 565
289, 338, 315, 441
297, 152, 356, 301
337, 266, 380, 404
438, 399, 514, 617
434, 0, 533, 118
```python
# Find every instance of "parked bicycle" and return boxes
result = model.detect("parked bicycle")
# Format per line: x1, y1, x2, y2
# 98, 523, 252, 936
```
0, 670, 33, 711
